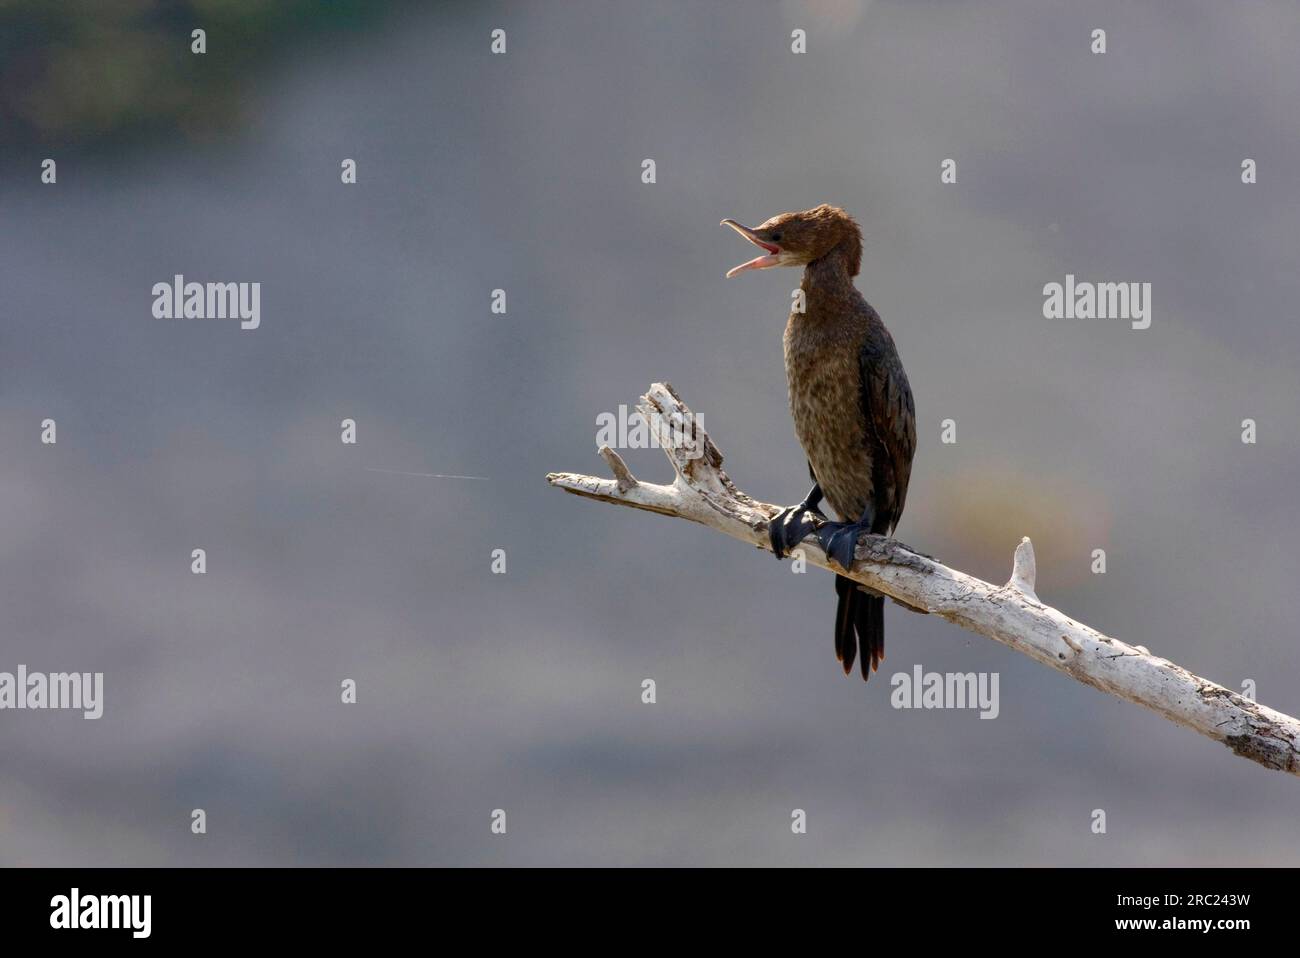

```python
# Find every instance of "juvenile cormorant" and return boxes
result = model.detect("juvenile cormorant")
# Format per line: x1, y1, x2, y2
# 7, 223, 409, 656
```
723, 204, 916, 681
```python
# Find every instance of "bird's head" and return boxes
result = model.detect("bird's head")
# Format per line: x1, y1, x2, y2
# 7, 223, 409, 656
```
720, 204, 862, 278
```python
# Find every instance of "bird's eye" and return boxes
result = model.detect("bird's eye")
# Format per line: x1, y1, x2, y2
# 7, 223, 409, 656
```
771, 232, 783, 242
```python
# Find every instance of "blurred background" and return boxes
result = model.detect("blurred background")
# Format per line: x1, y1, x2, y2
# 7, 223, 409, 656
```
2, 0, 1299, 865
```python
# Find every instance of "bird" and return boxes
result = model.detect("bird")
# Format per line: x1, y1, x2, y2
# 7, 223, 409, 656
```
722, 204, 916, 681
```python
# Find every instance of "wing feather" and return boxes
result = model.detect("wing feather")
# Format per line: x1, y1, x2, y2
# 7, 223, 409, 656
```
857, 313, 916, 534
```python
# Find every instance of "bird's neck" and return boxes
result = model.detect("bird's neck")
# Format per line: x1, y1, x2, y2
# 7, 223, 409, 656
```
799, 247, 857, 314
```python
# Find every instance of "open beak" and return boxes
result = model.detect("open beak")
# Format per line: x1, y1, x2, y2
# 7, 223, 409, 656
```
721, 219, 782, 278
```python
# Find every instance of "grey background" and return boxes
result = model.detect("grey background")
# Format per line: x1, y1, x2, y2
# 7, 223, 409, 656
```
2, 0, 1298, 865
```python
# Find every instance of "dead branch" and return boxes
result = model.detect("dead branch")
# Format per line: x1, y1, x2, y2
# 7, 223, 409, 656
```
547, 382, 1300, 778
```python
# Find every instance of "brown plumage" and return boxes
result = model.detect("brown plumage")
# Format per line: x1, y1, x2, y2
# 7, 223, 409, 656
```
723, 204, 917, 681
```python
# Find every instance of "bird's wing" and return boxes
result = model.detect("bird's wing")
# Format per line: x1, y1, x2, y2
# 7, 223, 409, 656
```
859, 324, 917, 534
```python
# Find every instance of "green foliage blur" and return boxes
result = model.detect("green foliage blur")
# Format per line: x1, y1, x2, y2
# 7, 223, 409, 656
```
0, 0, 402, 148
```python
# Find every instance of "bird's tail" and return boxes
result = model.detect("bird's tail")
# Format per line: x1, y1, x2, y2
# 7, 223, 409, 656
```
834, 574, 884, 680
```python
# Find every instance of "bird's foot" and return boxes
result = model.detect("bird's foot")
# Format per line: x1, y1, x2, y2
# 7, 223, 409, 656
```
768, 499, 826, 559
815, 519, 871, 572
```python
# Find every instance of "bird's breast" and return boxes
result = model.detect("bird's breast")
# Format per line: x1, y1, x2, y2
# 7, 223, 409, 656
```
783, 315, 874, 521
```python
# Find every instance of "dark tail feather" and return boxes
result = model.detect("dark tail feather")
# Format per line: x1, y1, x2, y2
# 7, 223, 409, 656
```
835, 575, 884, 681
857, 592, 885, 680
833, 575, 857, 675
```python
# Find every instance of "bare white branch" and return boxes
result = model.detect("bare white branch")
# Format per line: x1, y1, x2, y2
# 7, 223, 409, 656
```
598, 445, 637, 493
1008, 537, 1039, 601
547, 382, 1300, 778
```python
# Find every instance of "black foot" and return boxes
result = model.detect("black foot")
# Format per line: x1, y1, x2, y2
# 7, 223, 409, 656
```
768, 499, 825, 559
815, 519, 870, 572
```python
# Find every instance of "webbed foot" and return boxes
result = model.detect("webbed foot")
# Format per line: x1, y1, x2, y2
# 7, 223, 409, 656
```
815, 506, 877, 572
768, 483, 826, 560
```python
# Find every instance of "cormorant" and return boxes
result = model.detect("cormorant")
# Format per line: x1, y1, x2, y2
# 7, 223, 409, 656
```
722, 204, 916, 681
